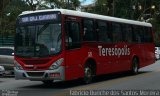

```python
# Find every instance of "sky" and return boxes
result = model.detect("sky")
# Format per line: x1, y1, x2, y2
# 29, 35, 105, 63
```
80, 0, 94, 5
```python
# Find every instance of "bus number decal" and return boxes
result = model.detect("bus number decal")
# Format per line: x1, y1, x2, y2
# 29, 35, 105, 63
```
88, 52, 93, 57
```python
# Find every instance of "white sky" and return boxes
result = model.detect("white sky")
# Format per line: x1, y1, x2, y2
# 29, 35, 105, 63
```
80, 0, 94, 5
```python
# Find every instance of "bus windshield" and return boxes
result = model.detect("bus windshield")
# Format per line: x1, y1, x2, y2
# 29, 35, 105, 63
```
15, 22, 62, 57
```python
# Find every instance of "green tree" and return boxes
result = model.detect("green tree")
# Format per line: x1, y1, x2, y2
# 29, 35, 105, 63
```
1, 0, 30, 36
91, 0, 159, 20
93, 0, 108, 15
45, 0, 81, 10
70, 0, 81, 10
86, 0, 160, 45
24, 0, 42, 10
0, 0, 11, 36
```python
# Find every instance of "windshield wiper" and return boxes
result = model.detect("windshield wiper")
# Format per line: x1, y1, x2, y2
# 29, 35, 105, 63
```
37, 23, 49, 36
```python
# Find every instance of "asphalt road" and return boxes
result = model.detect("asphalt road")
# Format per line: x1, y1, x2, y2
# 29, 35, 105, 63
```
0, 60, 160, 96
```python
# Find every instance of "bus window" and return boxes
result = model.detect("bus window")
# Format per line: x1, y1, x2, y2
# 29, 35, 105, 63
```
112, 23, 122, 43
144, 27, 153, 43
97, 21, 111, 42
133, 26, 141, 43
122, 24, 132, 43
65, 21, 81, 49
83, 19, 97, 41
139, 26, 145, 43
133, 26, 148, 43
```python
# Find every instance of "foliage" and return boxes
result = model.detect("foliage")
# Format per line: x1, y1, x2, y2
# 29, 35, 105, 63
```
0, 0, 81, 37
87, 0, 160, 45
0, 0, 30, 36
0, 0, 11, 34
44, 0, 81, 10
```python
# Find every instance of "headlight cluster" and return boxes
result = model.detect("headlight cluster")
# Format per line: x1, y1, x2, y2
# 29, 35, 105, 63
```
49, 58, 64, 70
14, 60, 23, 70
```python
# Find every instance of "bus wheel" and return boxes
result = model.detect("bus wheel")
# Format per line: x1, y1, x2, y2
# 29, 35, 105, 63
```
42, 80, 53, 85
131, 58, 139, 75
84, 64, 93, 84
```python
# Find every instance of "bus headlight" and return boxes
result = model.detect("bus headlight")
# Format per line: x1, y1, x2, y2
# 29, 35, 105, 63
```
14, 60, 23, 70
49, 58, 64, 70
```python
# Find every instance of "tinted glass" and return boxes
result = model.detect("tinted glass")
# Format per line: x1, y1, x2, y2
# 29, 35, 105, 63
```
112, 23, 122, 43
97, 21, 111, 42
122, 24, 132, 43
133, 26, 141, 43
144, 27, 153, 43
0, 48, 14, 56
16, 23, 61, 57
65, 21, 81, 49
83, 19, 97, 41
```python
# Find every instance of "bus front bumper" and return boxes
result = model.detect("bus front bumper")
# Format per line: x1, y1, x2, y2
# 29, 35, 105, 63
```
14, 66, 65, 81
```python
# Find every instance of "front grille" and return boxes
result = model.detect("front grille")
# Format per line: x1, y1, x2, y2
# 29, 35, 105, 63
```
25, 67, 48, 70
22, 59, 50, 65
27, 72, 44, 77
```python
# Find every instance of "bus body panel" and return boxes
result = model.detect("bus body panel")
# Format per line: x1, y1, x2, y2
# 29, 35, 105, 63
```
65, 49, 84, 80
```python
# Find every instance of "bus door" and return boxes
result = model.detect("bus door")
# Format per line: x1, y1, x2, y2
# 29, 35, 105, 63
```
64, 16, 82, 80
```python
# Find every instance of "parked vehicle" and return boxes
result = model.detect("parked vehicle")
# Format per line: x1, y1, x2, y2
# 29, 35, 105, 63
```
0, 47, 14, 75
155, 47, 160, 60
0, 66, 5, 76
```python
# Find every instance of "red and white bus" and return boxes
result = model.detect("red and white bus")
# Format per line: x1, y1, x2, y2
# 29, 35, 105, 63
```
14, 9, 155, 84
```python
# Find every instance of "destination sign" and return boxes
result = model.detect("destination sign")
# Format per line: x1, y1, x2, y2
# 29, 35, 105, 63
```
20, 14, 58, 23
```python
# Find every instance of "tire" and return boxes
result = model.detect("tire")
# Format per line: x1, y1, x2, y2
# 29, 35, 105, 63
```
42, 80, 54, 85
84, 64, 93, 84
131, 58, 139, 75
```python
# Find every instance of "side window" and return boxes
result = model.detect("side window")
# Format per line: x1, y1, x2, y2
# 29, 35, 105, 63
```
6, 49, 14, 56
0, 48, 14, 56
97, 21, 111, 42
122, 24, 132, 43
144, 27, 153, 43
0, 49, 5, 55
65, 21, 81, 49
112, 23, 122, 43
133, 26, 141, 43
139, 26, 145, 43
83, 19, 97, 41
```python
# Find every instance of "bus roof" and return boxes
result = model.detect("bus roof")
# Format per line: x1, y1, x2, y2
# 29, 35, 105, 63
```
20, 9, 152, 27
